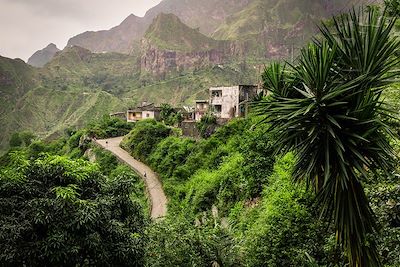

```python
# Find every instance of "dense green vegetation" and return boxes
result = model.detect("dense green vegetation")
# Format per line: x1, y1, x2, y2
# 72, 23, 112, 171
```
117, 114, 399, 266
0, 117, 149, 266
1, 3, 399, 267
255, 7, 399, 266
119, 6, 400, 266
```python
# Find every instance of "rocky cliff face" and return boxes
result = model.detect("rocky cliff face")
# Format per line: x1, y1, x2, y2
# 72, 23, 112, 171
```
140, 13, 231, 77
27, 43, 60, 67
140, 42, 226, 77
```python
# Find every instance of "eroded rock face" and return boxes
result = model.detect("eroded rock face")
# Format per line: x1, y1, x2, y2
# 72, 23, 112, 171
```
140, 43, 226, 77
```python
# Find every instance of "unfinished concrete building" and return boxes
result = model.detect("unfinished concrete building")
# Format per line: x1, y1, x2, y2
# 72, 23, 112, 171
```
209, 85, 259, 119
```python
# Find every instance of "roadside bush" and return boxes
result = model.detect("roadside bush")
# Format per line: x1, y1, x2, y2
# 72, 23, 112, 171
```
145, 215, 241, 267
86, 115, 133, 138
148, 137, 195, 180
243, 154, 331, 267
183, 153, 244, 214
121, 119, 171, 162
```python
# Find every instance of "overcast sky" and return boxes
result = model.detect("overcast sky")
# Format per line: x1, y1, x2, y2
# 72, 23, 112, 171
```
0, 0, 163, 61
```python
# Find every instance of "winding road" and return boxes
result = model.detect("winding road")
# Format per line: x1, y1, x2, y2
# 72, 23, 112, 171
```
95, 137, 167, 219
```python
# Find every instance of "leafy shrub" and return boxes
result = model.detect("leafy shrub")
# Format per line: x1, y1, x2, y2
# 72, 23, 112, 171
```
160, 103, 183, 126
121, 119, 171, 162
0, 154, 147, 266
366, 172, 400, 267
145, 215, 241, 267
9, 131, 36, 147
148, 137, 195, 180
91, 147, 119, 175
86, 115, 133, 138
197, 113, 217, 138
183, 153, 244, 214
243, 154, 333, 267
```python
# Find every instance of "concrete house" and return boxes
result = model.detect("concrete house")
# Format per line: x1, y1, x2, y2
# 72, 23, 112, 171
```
209, 85, 259, 119
194, 100, 209, 121
127, 102, 161, 122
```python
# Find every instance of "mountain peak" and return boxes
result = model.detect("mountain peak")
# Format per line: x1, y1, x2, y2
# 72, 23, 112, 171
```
27, 43, 61, 67
144, 13, 219, 52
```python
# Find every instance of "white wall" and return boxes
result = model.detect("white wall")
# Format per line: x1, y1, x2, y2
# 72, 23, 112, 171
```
210, 86, 239, 119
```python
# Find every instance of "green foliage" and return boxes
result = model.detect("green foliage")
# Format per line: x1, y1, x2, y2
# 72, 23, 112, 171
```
255, 8, 400, 267
160, 103, 184, 126
148, 137, 196, 180
145, 215, 241, 267
121, 119, 171, 162
9, 131, 36, 148
366, 171, 400, 267
144, 118, 276, 216
243, 154, 333, 266
91, 147, 119, 176
385, 0, 400, 16
184, 153, 244, 214
86, 114, 133, 139
0, 154, 147, 266
197, 112, 217, 138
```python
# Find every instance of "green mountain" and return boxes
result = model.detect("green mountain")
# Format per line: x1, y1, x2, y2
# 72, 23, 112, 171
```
212, 0, 369, 58
2, 0, 374, 154
0, 53, 125, 153
0, 44, 259, 154
67, 0, 252, 53
144, 13, 222, 52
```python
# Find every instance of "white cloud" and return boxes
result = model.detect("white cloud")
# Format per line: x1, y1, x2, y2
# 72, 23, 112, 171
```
0, 0, 162, 60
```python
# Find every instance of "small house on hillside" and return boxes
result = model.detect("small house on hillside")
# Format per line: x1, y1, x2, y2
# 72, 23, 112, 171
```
209, 85, 259, 119
127, 102, 161, 122
194, 100, 209, 121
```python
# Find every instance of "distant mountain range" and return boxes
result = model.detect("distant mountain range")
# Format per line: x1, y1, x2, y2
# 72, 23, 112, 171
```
1, 0, 373, 153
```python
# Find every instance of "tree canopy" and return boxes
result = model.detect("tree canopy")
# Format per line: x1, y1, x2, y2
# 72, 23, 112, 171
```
0, 153, 147, 266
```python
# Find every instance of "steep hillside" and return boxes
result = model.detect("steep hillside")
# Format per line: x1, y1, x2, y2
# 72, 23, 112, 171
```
144, 13, 222, 52
140, 13, 231, 76
27, 43, 60, 67
65, 0, 254, 54
0, 55, 127, 154
214, 0, 368, 40
0, 56, 38, 151
212, 0, 371, 58
144, 0, 253, 35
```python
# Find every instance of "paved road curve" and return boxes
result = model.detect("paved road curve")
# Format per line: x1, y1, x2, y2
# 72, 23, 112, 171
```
95, 137, 167, 219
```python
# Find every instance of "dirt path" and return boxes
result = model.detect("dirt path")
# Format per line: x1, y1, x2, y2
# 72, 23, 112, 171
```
95, 137, 167, 219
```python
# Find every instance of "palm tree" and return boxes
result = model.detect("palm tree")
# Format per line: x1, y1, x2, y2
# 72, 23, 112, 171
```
254, 8, 399, 266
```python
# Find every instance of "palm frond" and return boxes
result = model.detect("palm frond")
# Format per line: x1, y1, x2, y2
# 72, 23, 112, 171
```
254, 7, 400, 267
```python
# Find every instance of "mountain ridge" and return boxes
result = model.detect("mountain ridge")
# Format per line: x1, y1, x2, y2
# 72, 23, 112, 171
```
27, 43, 60, 67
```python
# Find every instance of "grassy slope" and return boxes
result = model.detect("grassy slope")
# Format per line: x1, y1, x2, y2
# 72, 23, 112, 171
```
0, 46, 259, 154
144, 13, 223, 52
213, 0, 365, 40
